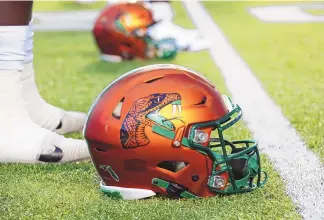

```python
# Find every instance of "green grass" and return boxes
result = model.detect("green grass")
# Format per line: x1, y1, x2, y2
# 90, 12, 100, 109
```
304, 9, 324, 15
205, 1, 324, 161
0, 2, 300, 220
33, 0, 106, 12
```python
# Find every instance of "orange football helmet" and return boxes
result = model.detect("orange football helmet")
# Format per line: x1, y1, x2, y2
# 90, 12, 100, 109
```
84, 64, 267, 200
93, 3, 177, 62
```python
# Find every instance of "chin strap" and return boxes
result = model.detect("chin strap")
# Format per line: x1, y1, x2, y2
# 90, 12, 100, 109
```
152, 125, 268, 195
152, 178, 200, 199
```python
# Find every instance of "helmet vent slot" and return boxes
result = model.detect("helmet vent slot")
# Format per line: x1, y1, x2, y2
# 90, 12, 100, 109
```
123, 42, 132, 48
192, 96, 207, 106
95, 148, 106, 152
112, 97, 125, 119
157, 161, 188, 173
144, 76, 164, 84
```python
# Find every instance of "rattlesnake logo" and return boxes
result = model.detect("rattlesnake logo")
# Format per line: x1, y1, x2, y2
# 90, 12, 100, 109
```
115, 12, 150, 36
120, 93, 181, 149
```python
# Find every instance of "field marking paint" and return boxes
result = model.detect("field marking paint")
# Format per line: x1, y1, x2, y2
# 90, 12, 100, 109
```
183, 1, 324, 219
33, 11, 99, 31
249, 3, 324, 23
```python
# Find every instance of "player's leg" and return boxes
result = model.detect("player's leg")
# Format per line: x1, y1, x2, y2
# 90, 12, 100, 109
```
21, 18, 86, 135
0, 1, 89, 163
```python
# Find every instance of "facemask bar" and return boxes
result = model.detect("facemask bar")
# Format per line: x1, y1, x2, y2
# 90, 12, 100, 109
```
151, 96, 267, 196
187, 99, 267, 194
144, 37, 178, 60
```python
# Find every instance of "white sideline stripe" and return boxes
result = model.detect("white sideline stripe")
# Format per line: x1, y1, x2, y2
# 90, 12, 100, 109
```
249, 5, 324, 23
33, 11, 99, 32
183, 1, 324, 219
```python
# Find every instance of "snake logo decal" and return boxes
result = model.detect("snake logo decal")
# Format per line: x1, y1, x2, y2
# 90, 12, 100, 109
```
120, 93, 182, 149
115, 12, 149, 35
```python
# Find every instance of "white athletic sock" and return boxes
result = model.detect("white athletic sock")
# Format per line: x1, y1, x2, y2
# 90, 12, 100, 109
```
0, 71, 89, 163
0, 26, 28, 71
0, 70, 47, 162
0, 25, 90, 163
22, 19, 87, 135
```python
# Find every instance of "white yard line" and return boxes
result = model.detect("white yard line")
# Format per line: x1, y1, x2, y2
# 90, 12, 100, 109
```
249, 4, 324, 23
183, 1, 324, 219
33, 11, 99, 31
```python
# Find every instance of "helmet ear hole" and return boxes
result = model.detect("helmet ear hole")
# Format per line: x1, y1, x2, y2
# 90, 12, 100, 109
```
123, 42, 132, 48
121, 42, 134, 60
95, 148, 106, 152
157, 161, 188, 173
121, 50, 133, 60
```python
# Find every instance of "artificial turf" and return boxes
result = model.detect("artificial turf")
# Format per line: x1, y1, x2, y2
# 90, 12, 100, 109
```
205, 1, 324, 161
33, 1, 106, 12
304, 8, 324, 15
0, 2, 301, 220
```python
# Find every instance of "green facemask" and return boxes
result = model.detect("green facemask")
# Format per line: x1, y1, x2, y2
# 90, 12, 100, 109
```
151, 96, 268, 198
145, 37, 178, 60
153, 38, 178, 60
